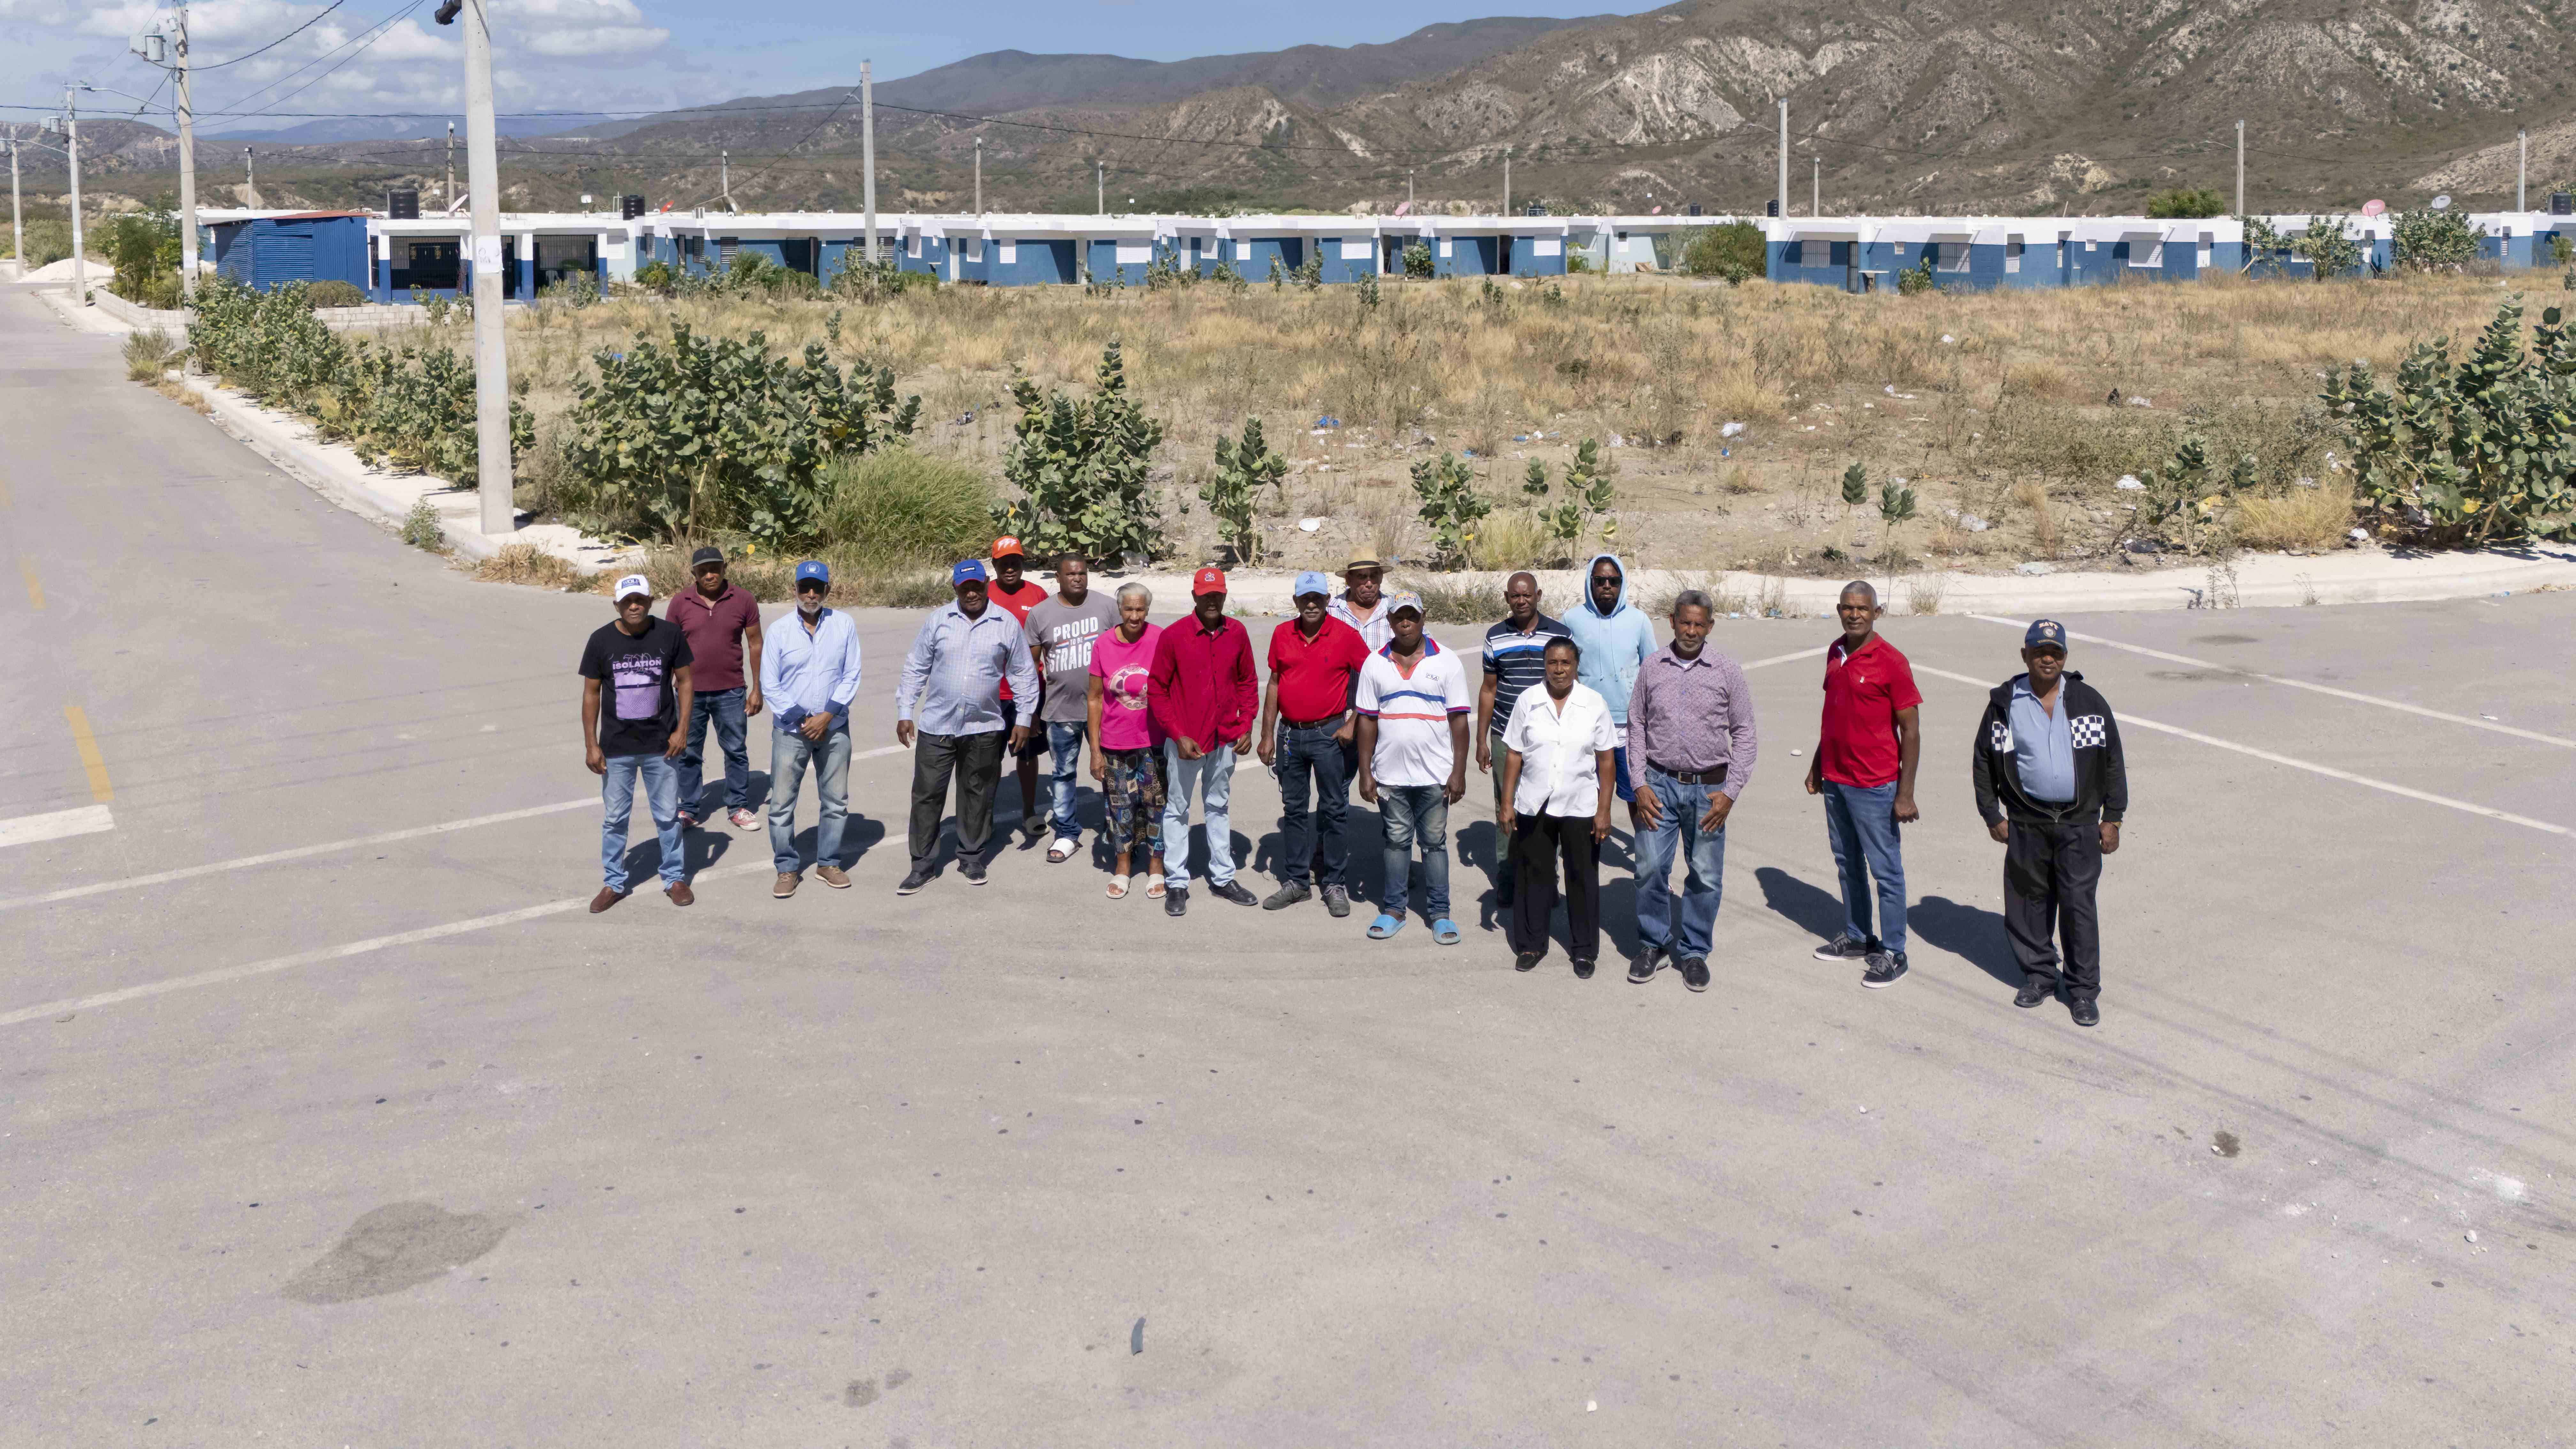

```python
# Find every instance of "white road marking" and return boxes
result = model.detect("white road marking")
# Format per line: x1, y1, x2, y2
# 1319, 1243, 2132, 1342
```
1910, 663, 2571, 838
0, 860, 776, 1030
0, 742, 914, 914
1967, 613, 2576, 750
1744, 646, 1825, 671
0, 804, 114, 850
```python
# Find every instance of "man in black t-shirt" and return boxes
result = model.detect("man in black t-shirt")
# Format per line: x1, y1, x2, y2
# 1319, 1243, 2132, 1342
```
579, 574, 697, 911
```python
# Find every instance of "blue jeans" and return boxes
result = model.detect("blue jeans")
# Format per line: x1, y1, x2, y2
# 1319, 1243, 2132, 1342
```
1274, 723, 1351, 886
1377, 783, 1451, 921
768, 725, 851, 874
1162, 741, 1238, 887
1044, 720, 1087, 841
676, 687, 749, 816
1821, 779, 1907, 955
600, 752, 685, 892
1634, 768, 1728, 959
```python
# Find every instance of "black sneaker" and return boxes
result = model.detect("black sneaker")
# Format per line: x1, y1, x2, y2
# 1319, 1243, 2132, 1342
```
2070, 997, 2100, 1027
1321, 884, 1352, 918
1861, 950, 1908, 988
1513, 950, 1542, 972
896, 865, 935, 895
1210, 880, 1259, 907
1627, 949, 1663, 984
1571, 958, 1596, 980
1678, 956, 1710, 992
2014, 981, 2052, 1009
961, 856, 988, 885
1812, 934, 1871, 962
1165, 887, 1188, 918
1263, 881, 1313, 911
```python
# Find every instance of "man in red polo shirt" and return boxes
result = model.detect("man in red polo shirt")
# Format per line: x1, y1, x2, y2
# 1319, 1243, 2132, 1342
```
985, 537, 1052, 845
664, 545, 765, 831
1256, 571, 1368, 915
1148, 567, 1261, 917
1804, 580, 1922, 988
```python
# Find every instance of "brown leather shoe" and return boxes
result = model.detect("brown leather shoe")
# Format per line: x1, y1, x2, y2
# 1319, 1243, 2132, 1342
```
816, 864, 850, 889
773, 871, 801, 898
589, 886, 628, 914
666, 881, 695, 907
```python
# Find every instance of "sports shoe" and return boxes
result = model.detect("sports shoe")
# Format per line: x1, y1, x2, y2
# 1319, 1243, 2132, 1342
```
1262, 881, 1313, 911
961, 856, 988, 885
2014, 981, 2052, 1009
1628, 947, 1665, 984
816, 864, 850, 889
1165, 886, 1189, 918
1812, 934, 1871, 962
896, 865, 935, 895
773, 872, 801, 899
1321, 884, 1352, 918
2070, 998, 2100, 1027
1210, 880, 1259, 907
727, 808, 759, 832
676, 809, 700, 831
1678, 956, 1710, 992
1861, 950, 1908, 988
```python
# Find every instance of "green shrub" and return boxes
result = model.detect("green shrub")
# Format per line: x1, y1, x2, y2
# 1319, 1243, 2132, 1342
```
1200, 417, 1288, 564
8, 218, 74, 269
2145, 188, 2227, 219
1895, 257, 1940, 295
123, 326, 180, 381
993, 341, 1167, 566
830, 255, 936, 302
2289, 216, 2364, 279
1410, 451, 1491, 569
564, 321, 920, 547
400, 499, 446, 551
305, 279, 368, 308
813, 449, 993, 573
99, 209, 180, 308
2323, 296, 2576, 546
1681, 221, 1766, 283
2390, 210, 2486, 272
1402, 242, 1434, 280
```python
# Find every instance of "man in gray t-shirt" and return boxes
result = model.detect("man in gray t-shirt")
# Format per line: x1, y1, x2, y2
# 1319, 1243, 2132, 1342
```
1023, 552, 1123, 858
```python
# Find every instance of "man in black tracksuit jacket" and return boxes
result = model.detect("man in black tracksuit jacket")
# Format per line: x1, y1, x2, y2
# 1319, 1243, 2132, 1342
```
1972, 619, 2127, 1026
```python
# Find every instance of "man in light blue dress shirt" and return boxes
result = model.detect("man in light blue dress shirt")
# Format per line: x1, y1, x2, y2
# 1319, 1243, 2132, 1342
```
895, 559, 1039, 893
761, 560, 864, 897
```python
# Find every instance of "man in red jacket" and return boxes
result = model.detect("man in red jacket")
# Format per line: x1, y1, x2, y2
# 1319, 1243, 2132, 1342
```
1149, 567, 1260, 917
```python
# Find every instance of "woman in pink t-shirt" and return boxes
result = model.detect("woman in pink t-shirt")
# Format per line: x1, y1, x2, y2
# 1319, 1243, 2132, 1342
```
1088, 584, 1167, 899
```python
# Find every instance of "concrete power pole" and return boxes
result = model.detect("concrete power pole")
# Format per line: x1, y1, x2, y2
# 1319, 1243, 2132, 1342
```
1407, 168, 1414, 209
1812, 154, 1819, 217
973, 136, 982, 217
1503, 147, 1513, 214
2235, 120, 2244, 216
1096, 161, 1103, 216
65, 88, 86, 305
244, 145, 257, 207
2518, 128, 2527, 211
436, 0, 514, 535
861, 61, 877, 265
8, 135, 20, 272
446, 121, 456, 207
174, 6, 198, 300
1777, 99, 1788, 219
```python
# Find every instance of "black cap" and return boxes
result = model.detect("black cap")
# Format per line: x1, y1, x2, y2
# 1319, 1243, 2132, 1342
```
689, 546, 725, 570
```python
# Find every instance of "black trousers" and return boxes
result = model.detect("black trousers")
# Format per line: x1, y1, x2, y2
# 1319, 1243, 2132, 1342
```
1511, 813, 1600, 963
2005, 819, 2103, 1001
910, 729, 1005, 866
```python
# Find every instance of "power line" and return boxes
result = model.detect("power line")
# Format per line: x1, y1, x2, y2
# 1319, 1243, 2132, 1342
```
207, 0, 427, 124
195, 0, 351, 71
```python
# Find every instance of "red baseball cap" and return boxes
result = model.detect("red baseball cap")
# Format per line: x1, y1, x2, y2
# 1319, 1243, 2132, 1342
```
1191, 566, 1228, 596
990, 536, 1026, 560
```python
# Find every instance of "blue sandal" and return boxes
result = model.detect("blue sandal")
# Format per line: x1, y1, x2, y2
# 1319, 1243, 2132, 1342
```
1367, 912, 1405, 940
1431, 918, 1461, 946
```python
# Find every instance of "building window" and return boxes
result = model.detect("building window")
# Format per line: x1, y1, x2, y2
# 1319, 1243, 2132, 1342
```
1829, 240, 1852, 267
1784, 240, 1804, 265
996, 241, 1017, 264
1438, 238, 1453, 258
1115, 241, 1151, 264
2130, 241, 2163, 267
1936, 241, 1969, 271
966, 237, 984, 262
907, 232, 922, 259
2005, 239, 2023, 273
718, 237, 738, 264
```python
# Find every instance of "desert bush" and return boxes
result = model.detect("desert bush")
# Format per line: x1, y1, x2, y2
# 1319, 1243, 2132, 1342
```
1402, 243, 1434, 280
993, 341, 1167, 565
400, 499, 446, 551
305, 280, 368, 309
1895, 257, 1940, 295
2390, 211, 2486, 273
2234, 479, 2357, 551
1200, 417, 1289, 564
1403, 577, 1502, 624
1410, 451, 1491, 569
335, 339, 534, 486
2293, 217, 2365, 279
563, 321, 920, 545
2146, 188, 2227, 219
188, 277, 349, 404
831, 255, 936, 303
814, 449, 994, 573
8, 218, 74, 269
474, 542, 595, 588
1467, 508, 1553, 570
123, 326, 181, 381
1681, 222, 1766, 284
2322, 296, 2576, 545
99, 208, 180, 309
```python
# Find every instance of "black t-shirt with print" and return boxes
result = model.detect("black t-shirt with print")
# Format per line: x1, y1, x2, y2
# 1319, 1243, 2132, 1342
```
579, 617, 694, 756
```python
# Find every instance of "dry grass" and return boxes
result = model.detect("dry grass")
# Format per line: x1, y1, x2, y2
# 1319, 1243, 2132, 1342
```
2234, 479, 2358, 551
475, 543, 592, 589
472, 270, 2517, 574
1905, 574, 1948, 615
153, 377, 211, 414
1467, 510, 1560, 571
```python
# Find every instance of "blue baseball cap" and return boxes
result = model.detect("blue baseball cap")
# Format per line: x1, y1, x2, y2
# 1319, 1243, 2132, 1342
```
794, 560, 831, 587
2024, 618, 2068, 652
950, 558, 989, 587
1292, 570, 1331, 599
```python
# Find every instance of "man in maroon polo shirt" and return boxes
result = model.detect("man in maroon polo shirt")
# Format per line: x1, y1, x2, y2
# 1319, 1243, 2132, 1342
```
1255, 570, 1368, 915
665, 545, 765, 831
1148, 567, 1261, 917
1804, 580, 1923, 989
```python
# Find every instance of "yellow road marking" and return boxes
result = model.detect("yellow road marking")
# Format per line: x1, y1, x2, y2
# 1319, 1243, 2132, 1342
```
19, 558, 41, 611
63, 705, 113, 803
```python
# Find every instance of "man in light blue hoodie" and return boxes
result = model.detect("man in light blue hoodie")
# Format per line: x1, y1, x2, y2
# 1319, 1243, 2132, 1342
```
1559, 553, 1658, 817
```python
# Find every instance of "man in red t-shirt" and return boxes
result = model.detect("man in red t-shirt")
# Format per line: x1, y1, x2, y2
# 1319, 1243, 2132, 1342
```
985, 537, 1053, 845
1255, 571, 1368, 915
1804, 580, 1922, 988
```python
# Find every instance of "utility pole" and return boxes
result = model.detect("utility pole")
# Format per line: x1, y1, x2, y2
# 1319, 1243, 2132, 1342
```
8, 135, 20, 273
720, 150, 731, 212
973, 136, 982, 216
66, 88, 86, 304
1407, 168, 1414, 209
2518, 128, 2527, 211
1096, 160, 1104, 216
1776, 99, 1788, 220
435, 0, 513, 535
173, 6, 198, 299
861, 61, 877, 264
2234, 120, 2244, 217
1503, 146, 1512, 214
244, 145, 257, 207
445, 121, 455, 206
1812, 154, 1819, 217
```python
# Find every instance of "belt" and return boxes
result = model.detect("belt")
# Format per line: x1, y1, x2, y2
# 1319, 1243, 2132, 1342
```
1284, 712, 1347, 731
1648, 761, 1729, 786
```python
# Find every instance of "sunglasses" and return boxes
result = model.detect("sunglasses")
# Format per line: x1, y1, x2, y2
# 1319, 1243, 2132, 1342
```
795, 581, 829, 594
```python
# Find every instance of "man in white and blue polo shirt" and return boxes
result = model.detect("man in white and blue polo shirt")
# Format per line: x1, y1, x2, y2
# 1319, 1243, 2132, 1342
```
1474, 571, 1571, 908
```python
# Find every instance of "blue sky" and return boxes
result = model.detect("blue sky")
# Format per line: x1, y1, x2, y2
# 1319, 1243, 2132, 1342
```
0, 0, 1645, 134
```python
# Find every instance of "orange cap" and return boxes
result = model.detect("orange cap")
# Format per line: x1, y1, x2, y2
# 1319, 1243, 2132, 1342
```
990, 536, 1026, 560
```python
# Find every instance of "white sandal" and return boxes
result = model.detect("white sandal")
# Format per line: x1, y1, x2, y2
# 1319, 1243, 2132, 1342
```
1106, 875, 1131, 900
1144, 873, 1166, 899
1049, 838, 1077, 863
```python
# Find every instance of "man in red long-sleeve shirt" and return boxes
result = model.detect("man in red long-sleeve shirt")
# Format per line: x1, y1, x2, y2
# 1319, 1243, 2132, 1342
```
1149, 567, 1260, 917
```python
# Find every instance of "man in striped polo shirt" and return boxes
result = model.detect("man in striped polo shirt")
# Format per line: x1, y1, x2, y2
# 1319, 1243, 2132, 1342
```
1475, 571, 1571, 909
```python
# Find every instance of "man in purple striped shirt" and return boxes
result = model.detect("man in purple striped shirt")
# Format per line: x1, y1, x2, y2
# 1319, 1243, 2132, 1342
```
1625, 589, 1759, 991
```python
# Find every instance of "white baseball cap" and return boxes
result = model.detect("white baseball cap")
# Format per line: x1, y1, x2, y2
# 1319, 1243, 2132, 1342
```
613, 573, 652, 602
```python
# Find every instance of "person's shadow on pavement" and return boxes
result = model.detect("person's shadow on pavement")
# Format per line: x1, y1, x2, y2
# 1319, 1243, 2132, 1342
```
1908, 896, 2023, 988
1754, 865, 1844, 944
774, 816, 888, 874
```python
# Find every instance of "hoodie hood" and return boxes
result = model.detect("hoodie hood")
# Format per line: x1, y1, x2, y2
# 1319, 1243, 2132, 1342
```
1582, 552, 1629, 618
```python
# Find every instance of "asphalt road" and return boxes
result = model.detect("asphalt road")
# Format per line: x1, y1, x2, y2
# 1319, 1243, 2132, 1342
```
5, 283, 2571, 1446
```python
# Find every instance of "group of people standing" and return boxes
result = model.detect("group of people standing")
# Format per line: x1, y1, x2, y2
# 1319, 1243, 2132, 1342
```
576, 544, 2131, 1023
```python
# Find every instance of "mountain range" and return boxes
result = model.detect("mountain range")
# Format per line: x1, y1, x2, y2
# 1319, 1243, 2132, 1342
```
17, 2, 2575, 218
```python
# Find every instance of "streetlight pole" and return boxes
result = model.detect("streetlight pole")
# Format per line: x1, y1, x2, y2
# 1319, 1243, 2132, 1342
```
973, 136, 982, 217
2518, 128, 2527, 212
244, 145, 257, 207
446, 121, 456, 208
65, 88, 87, 304
8, 135, 21, 273
174, 6, 198, 299
2235, 120, 2244, 217
861, 61, 877, 265
436, 0, 514, 535
1502, 146, 1512, 214
1096, 160, 1103, 216
1812, 154, 1819, 217
1776, 99, 1788, 220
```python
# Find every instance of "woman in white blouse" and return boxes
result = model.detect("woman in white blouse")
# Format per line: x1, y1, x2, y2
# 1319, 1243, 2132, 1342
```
1497, 637, 1619, 977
